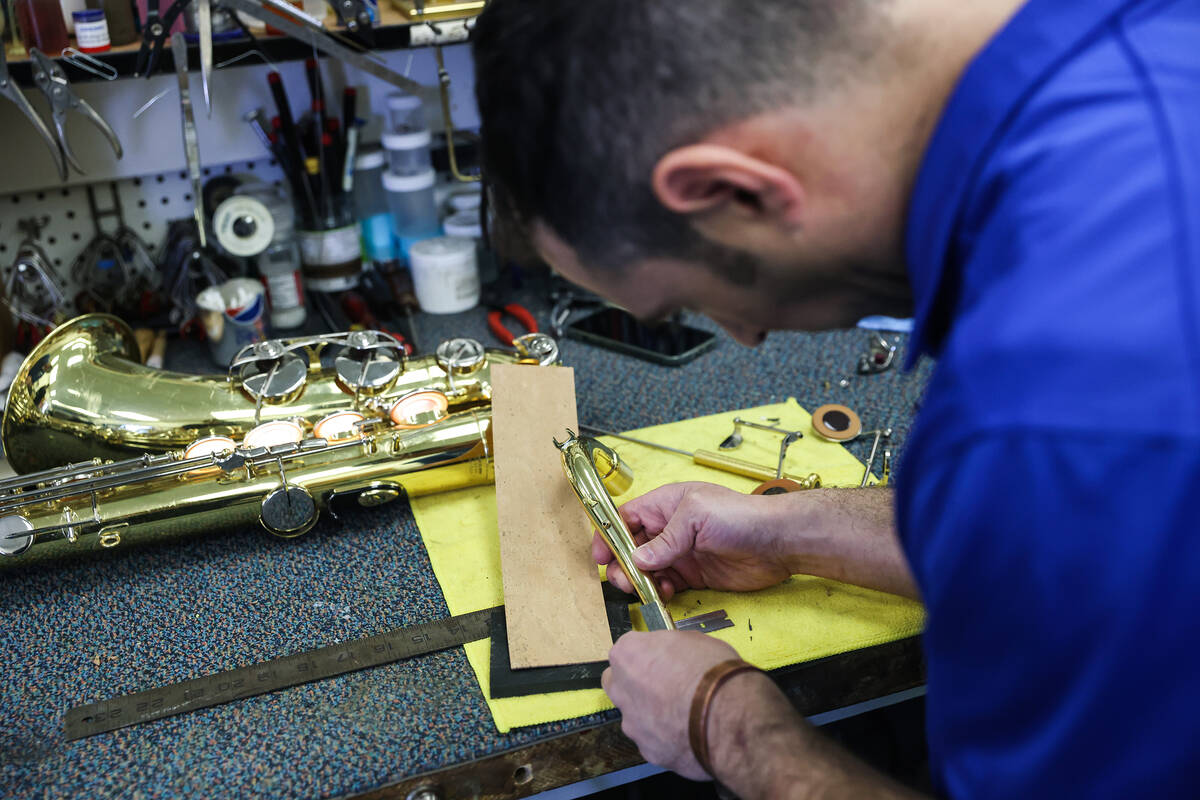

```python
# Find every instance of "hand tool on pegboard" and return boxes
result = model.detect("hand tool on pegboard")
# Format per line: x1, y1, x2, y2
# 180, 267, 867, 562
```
28, 49, 123, 177
0, 45, 66, 181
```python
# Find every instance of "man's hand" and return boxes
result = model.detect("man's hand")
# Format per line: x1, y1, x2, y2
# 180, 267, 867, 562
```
603, 630, 926, 798
594, 482, 794, 600
601, 629, 741, 781
596, 482, 919, 600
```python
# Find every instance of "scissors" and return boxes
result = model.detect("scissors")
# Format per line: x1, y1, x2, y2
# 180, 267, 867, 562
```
27, 49, 123, 177
0, 46, 66, 180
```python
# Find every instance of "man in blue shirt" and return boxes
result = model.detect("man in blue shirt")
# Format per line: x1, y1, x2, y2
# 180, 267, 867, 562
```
473, 0, 1200, 796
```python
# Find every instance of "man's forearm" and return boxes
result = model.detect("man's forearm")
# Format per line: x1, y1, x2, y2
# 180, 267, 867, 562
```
707, 671, 924, 799
770, 488, 919, 599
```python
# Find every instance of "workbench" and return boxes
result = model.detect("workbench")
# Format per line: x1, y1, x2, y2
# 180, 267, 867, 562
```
0, 293, 932, 799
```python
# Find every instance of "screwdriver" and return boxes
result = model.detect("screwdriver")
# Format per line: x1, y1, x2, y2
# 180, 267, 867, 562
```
580, 424, 818, 485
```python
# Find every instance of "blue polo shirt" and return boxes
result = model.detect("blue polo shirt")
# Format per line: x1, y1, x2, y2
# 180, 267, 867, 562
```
896, 1, 1200, 797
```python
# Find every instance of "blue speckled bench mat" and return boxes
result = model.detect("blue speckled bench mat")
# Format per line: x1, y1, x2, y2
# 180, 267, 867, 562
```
0, 309, 931, 799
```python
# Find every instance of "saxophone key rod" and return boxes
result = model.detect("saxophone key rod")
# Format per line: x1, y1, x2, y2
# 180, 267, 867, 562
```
0, 454, 162, 496
0, 437, 345, 517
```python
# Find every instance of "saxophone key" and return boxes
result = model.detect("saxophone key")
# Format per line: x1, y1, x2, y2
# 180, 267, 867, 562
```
243, 420, 305, 450
259, 485, 318, 538
388, 390, 449, 429
182, 436, 238, 477
313, 411, 366, 443
0, 515, 35, 557
334, 330, 405, 396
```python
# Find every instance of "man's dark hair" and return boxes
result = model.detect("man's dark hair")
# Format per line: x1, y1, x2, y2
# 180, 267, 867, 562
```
473, 0, 877, 273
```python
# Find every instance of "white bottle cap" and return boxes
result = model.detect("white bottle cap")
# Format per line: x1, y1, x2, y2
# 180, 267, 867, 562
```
387, 92, 423, 111
447, 191, 482, 212
443, 211, 482, 239
355, 148, 386, 171
382, 168, 436, 193
408, 236, 480, 314
383, 130, 432, 150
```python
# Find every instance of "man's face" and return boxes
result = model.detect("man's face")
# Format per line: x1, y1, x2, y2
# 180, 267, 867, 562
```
534, 223, 908, 346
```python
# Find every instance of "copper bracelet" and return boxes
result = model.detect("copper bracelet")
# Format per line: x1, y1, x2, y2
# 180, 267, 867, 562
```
687, 658, 762, 777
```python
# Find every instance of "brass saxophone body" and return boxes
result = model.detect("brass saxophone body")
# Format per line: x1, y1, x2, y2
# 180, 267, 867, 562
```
0, 315, 559, 563
2, 314, 556, 474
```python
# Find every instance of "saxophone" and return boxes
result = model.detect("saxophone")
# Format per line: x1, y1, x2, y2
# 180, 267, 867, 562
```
2, 314, 557, 473
0, 315, 559, 563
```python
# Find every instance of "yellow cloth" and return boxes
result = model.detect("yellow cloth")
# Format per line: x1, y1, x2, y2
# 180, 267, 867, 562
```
411, 398, 925, 733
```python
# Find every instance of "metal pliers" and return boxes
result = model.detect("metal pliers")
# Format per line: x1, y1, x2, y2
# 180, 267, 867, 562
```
28, 49, 124, 177
1, 46, 68, 181
135, 0, 193, 77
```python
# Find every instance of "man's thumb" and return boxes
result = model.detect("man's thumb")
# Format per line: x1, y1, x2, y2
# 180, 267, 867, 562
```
633, 531, 680, 570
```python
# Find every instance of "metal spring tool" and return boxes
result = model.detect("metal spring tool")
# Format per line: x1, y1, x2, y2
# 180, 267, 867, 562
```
859, 428, 893, 487
581, 425, 820, 489
719, 417, 798, 450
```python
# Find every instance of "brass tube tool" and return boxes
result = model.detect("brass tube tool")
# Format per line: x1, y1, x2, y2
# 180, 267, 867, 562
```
555, 430, 675, 631
581, 424, 819, 488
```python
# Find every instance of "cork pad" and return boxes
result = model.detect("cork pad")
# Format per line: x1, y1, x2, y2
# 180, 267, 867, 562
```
491, 364, 614, 668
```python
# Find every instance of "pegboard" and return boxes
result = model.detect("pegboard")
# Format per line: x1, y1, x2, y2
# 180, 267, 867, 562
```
0, 157, 285, 316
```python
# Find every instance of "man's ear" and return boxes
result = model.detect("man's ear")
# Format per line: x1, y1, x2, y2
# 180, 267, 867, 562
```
651, 144, 804, 228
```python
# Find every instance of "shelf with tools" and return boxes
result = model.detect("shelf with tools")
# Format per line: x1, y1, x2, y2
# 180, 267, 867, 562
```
2, 2, 476, 86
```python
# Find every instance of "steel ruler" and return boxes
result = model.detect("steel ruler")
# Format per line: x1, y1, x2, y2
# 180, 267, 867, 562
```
64, 607, 495, 741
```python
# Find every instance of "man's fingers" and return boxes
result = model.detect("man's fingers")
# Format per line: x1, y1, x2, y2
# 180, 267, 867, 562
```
606, 563, 636, 595
672, 558, 707, 589
600, 666, 612, 696
633, 513, 696, 571
592, 530, 616, 565
660, 567, 690, 600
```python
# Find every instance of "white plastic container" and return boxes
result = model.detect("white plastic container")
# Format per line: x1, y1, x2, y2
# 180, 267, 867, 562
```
385, 92, 426, 134
446, 189, 482, 214
382, 130, 432, 177
383, 168, 440, 257
408, 236, 480, 314
258, 240, 307, 329
442, 211, 482, 240
353, 147, 398, 266
443, 210, 498, 286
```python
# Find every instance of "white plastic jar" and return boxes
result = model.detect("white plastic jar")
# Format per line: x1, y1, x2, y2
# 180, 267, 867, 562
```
408, 236, 480, 314
386, 92, 426, 134
383, 168, 440, 258
382, 130, 433, 177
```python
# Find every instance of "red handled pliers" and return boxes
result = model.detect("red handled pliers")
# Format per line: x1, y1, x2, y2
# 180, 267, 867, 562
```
487, 303, 538, 346
340, 291, 414, 355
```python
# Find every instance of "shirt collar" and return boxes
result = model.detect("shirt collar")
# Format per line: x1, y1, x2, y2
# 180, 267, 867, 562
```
903, 0, 1141, 368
